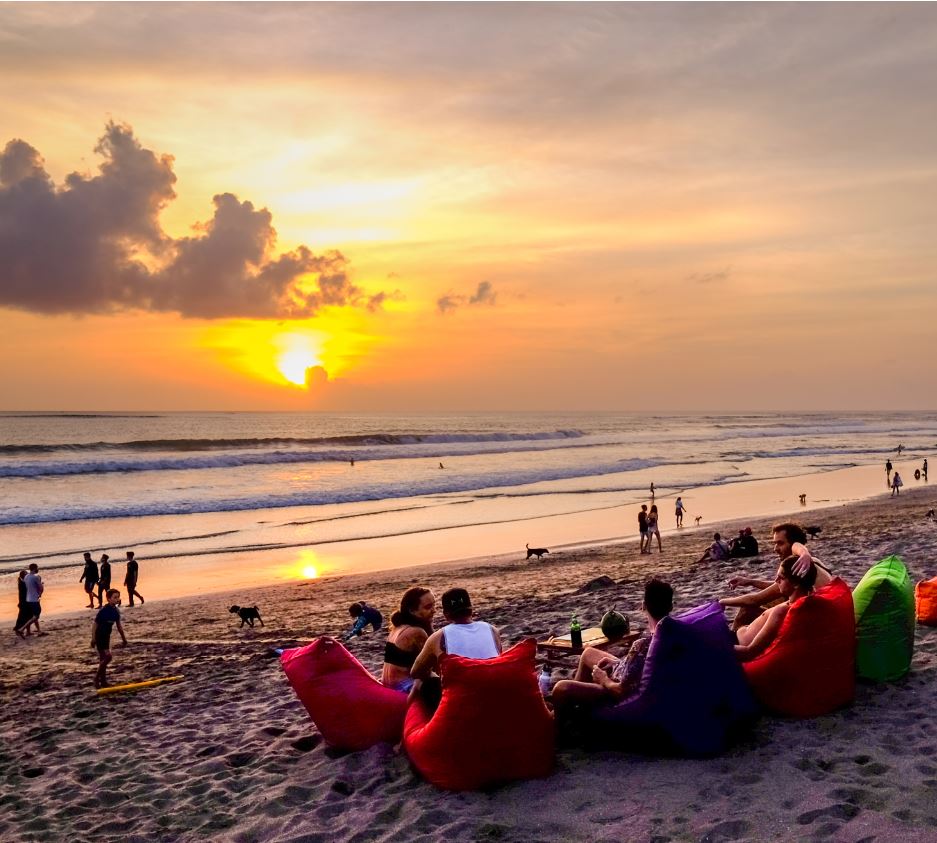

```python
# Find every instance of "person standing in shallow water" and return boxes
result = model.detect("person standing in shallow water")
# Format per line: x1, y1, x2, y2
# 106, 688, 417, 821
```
885, 459, 892, 484
124, 551, 144, 607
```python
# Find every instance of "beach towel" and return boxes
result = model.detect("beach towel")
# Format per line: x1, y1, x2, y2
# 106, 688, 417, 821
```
280, 637, 407, 751
853, 556, 915, 681
916, 576, 937, 626
743, 578, 855, 717
403, 638, 554, 791
586, 601, 758, 757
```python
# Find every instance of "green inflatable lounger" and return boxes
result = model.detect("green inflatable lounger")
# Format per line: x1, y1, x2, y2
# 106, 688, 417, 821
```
852, 555, 915, 682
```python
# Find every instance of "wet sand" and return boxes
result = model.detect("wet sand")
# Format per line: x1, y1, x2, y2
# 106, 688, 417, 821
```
2, 486, 937, 842
1, 460, 926, 621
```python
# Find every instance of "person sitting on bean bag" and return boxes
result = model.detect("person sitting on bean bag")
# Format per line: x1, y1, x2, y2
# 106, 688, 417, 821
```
551, 579, 672, 716
409, 587, 502, 707
720, 522, 830, 631
733, 555, 817, 661
381, 587, 436, 693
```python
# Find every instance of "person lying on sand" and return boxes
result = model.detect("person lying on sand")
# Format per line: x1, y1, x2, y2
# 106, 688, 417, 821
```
409, 587, 501, 707
381, 587, 435, 693
551, 579, 672, 716
733, 555, 816, 662
719, 522, 830, 630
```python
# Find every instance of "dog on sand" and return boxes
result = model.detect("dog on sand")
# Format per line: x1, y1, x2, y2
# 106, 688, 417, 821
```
229, 605, 264, 628
805, 526, 822, 539
694, 516, 702, 526
526, 543, 550, 560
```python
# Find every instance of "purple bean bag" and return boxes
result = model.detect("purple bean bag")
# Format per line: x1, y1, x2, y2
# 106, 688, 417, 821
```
586, 601, 757, 756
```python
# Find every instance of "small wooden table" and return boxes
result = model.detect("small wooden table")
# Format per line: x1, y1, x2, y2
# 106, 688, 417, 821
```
537, 627, 639, 667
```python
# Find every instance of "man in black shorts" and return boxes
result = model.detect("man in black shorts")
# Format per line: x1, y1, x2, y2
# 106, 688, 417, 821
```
124, 551, 144, 607
92, 589, 127, 688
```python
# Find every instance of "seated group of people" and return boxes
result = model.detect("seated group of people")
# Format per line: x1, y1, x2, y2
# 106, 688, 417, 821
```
697, 527, 759, 563
347, 522, 825, 720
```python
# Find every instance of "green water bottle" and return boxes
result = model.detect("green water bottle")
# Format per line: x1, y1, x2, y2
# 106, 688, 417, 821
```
570, 615, 583, 650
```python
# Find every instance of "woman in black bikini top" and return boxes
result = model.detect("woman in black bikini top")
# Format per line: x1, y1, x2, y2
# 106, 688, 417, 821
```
381, 586, 436, 692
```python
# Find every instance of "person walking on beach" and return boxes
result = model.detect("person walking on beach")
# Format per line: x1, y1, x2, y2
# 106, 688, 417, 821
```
79, 552, 99, 609
92, 589, 127, 689
649, 482, 655, 499
96, 554, 111, 608
638, 505, 649, 553
675, 497, 688, 528
124, 551, 144, 607
924, 459, 929, 481
15, 563, 45, 637
891, 471, 903, 496
885, 459, 893, 483
646, 504, 662, 553
13, 570, 33, 638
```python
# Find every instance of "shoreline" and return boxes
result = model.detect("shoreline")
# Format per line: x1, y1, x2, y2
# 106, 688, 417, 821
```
3, 486, 937, 840
3, 459, 931, 622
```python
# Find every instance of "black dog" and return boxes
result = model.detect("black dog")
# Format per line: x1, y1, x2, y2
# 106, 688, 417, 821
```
926, 509, 936, 520
229, 605, 264, 628
526, 543, 550, 560
805, 526, 822, 539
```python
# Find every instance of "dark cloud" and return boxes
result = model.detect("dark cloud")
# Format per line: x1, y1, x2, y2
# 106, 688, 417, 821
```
468, 280, 497, 306
304, 365, 330, 391
437, 281, 498, 314
0, 122, 385, 319
686, 267, 732, 285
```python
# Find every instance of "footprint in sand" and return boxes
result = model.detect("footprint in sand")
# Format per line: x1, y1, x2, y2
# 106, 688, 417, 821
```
697, 819, 753, 842
290, 734, 321, 752
796, 803, 861, 825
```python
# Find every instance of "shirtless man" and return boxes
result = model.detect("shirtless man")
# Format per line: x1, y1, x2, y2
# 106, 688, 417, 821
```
719, 523, 830, 630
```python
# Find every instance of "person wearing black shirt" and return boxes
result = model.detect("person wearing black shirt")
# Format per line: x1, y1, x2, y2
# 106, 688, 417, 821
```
124, 551, 144, 607
96, 554, 111, 608
92, 589, 127, 688
79, 552, 99, 609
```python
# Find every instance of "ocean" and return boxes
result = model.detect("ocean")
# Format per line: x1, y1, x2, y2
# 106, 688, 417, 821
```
1, 411, 934, 616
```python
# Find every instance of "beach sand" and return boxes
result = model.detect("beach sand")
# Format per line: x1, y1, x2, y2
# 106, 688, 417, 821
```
3, 487, 937, 842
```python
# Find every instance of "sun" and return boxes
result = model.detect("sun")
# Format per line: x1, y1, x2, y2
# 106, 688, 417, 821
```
301, 564, 318, 579
275, 333, 322, 386
277, 348, 319, 386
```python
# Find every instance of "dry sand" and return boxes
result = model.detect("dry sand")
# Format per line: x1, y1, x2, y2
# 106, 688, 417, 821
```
3, 487, 937, 842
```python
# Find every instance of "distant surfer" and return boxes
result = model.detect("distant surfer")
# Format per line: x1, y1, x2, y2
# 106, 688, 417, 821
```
649, 482, 655, 499
897, 444, 904, 455
439, 462, 445, 469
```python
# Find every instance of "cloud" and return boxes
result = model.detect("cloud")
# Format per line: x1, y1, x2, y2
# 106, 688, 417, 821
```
686, 267, 732, 285
437, 281, 498, 314
304, 365, 330, 390
468, 280, 497, 305
0, 122, 386, 319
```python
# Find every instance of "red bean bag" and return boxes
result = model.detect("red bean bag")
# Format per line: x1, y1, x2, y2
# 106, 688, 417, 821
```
280, 637, 407, 751
403, 638, 554, 791
743, 578, 855, 718
916, 576, 937, 626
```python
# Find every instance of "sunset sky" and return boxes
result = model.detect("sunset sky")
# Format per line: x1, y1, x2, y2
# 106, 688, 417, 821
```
2, 2, 936, 412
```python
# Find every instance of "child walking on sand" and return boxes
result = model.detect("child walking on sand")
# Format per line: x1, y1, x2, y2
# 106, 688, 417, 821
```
92, 589, 127, 688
